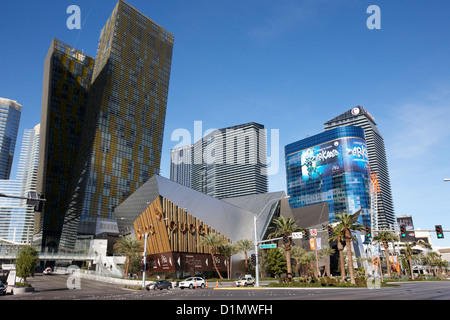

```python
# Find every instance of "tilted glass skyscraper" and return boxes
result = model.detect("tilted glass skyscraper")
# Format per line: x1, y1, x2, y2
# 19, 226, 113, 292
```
324, 106, 395, 229
0, 98, 22, 180
36, 1, 174, 252
36, 39, 95, 252
60, 0, 174, 250
285, 126, 371, 226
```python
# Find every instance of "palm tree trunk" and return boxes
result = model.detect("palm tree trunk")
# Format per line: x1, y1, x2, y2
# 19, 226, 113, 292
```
408, 254, 414, 280
344, 230, 356, 284
337, 237, 346, 281
323, 256, 329, 279
124, 255, 130, 279
314, 239, 320, 278
285, 244, 293, 282
383, 241, 392, 279
210, 250, 223, 279
345, 238, 356, 284
244, 252, 249, 274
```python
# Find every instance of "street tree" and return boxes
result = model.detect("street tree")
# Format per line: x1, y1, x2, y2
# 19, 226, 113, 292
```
291, 246, 306, 277
234, 239, 254, 274
15, 245, 39, 284
201, 233, 226, 279
268, 216, 301, 282
113, 235, 143, 279
328, 223, 347, 281
332, 213, 365, 284
319, 245, 335, 279
373, 228, 399, 279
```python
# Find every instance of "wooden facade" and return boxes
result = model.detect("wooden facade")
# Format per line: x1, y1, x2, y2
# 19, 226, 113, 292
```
134, 196, 230, 255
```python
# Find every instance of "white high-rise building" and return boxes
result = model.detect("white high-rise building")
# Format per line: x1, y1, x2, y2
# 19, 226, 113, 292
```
0, 124, 40, 243
170, 122, 268, 199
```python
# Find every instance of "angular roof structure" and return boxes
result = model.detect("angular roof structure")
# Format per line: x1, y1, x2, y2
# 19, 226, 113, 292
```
115, 175, 290, 243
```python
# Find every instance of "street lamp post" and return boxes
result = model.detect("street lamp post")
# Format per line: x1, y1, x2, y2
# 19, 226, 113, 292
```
141, 217, 168, 289
254, 195, 289, 287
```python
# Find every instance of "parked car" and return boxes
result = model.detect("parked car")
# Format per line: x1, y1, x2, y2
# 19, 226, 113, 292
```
146, 280, 173, 291
236, 276, 255, 287
43, 267, 52, 275
179, 277, 206, 289
0, 282, 6, 295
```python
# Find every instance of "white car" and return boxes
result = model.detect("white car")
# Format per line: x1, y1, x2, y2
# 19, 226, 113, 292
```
43, 267, 52, 275
179, 277, 206, 289
236, 276, 255, 287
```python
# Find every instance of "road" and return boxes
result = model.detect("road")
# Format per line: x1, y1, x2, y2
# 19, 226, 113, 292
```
2, 274, 450, 301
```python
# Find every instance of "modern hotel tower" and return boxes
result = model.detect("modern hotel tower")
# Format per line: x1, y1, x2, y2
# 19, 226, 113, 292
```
36, 39, 95, 252
324, 106, 395, 229
36, 1, 174, 252
0, 98, 22, 180
171, 122, 268, 199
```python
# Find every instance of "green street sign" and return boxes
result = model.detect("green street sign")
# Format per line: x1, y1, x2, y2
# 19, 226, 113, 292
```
260, 243, 276, 249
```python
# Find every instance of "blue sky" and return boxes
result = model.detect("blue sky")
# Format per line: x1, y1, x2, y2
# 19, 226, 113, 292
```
1, 0, 450, 247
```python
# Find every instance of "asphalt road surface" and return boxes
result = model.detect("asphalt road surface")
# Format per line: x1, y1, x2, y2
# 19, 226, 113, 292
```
3, 274, 450, 301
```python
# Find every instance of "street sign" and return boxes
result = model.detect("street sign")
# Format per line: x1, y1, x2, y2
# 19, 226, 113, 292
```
310, 229, 317, 236
260, 243, 276, 249
292, 232, 303, 239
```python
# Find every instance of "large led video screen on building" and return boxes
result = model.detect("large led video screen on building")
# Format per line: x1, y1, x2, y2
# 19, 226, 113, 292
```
300, 137, 368, 181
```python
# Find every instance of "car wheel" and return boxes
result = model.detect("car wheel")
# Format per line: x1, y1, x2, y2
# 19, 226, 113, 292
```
201, 283, 205, 289
180, 287, 185, 290
189, 284, 194, 289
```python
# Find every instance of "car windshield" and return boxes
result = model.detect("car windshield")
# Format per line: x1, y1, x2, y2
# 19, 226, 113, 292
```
184, 278, 193, 281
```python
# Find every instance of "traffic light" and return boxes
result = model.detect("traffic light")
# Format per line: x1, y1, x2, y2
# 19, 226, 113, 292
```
328, 225, 333, 237
400, 225, 406, 238
435, 225, 444, 239
282, 233, 289, 243
251, 254, 256, 265
304, 229, 309, 241
365, 226, 371, 239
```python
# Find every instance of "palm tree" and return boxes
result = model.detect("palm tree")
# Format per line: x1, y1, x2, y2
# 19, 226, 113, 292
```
421, 253, 432, 275
113, 236, 143, 279
332, 213, 365, 284
329, 223, 347, 281
319, 245, 335, 279
234, 239, 254, 274
404, 243, 415, 280
426, 251, 440, 276
304, 252, 316, 278
219, 243, 237, 279
373, 228, 399, 279
268, 216, 302, 282
201, 233, 226, 279
291, 246, 307, 277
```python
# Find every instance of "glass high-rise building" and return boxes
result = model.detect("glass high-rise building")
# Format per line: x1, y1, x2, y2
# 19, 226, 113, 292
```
171, 122, 268, 199
0, 98, 22, 180
170, 145, 193, 189
324, 106, 395, 229
36, 1, 174, 253
35, 39, 95, 252
285, 126, 371, 226
0, 124, 40, 244
60, 0, 174, 250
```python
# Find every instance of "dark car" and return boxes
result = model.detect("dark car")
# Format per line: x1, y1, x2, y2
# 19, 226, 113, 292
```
146, 280, 173, 291
0, 282, 6, 295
